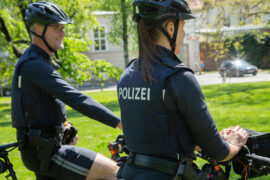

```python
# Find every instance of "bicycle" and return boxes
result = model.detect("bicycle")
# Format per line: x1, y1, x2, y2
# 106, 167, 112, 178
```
0, 123, 78, 180
0, 142, 18, 180
108, 130, 270, 180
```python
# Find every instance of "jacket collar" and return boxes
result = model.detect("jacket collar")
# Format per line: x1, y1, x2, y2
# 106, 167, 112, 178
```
29, 44, 51, 60
156, 46, 182, 67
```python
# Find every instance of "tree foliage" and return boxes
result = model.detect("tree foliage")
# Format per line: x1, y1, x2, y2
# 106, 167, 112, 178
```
97, 0, 270, 68
224, 32, 270, 68
0, 0, 123, 94
200, 0, 270, 29
197, 0, 270, 64
96, 0, 137, 65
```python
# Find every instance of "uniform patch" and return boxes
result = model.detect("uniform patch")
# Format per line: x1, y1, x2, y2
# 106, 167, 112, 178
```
118, 87, 151, 101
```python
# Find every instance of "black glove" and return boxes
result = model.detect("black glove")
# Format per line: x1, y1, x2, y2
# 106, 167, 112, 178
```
62, 121, 78, 145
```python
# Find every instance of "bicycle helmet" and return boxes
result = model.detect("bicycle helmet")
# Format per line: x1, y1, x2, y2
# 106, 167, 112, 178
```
25, 1, 71, 53
133, 0, 195, 53
25, 1, 71, 25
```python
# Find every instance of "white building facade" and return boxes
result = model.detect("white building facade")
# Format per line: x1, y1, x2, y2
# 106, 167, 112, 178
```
87, 11, 201, 72
85, 11, 134, 70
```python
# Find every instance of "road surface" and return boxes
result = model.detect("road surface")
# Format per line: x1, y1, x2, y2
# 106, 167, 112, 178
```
85, 71, 270, 92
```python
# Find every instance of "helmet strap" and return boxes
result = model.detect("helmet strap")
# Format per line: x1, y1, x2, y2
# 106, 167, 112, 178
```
30, 25, 57, 53
171, 19, 179, 53
41, 26, 61, 67
41, 25, 56, 53
158, 19, 179, 53
30, 24, 63, 70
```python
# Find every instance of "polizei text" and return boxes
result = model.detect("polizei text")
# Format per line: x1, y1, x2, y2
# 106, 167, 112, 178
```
118, 87, 151, 101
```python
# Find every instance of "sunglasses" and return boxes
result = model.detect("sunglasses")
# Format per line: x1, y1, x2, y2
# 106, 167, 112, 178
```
48, 25, 65, 33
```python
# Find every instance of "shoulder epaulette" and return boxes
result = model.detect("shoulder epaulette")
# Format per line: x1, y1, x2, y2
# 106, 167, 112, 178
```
126, 58, 137, 68
174, 64, 194, 74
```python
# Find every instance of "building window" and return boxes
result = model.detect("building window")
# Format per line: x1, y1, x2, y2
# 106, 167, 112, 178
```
239, 16, 245, 25
225, 17, 231, 27
93, 26, 107, 51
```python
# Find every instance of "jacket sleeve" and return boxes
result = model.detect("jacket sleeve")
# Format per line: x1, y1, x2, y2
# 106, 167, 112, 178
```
167, 70, 229, 161
21, 60, 120, 128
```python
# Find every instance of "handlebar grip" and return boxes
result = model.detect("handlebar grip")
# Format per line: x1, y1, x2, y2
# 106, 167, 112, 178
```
239, 153, 270, 165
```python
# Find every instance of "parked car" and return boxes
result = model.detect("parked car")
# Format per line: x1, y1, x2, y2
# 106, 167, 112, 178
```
219, 60, 258, 77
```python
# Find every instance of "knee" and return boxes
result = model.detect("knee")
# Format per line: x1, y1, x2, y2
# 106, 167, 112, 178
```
86, 153, 119, 180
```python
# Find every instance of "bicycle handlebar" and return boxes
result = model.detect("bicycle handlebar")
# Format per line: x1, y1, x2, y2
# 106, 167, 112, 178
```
238, 153, 270, 165
0, 143, 18, 152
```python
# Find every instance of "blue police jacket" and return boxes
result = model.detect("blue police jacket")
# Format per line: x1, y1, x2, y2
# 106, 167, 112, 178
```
11, 44, 120, 129
117, 46, 229, 161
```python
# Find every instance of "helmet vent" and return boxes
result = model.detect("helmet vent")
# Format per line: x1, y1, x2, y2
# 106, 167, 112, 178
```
44, 7, 55, 15
38, 14, 50, 21
141, 5, 159, 15
172, 0, 190, 13
132, 0, 195, 21
25, 2, 71, 25
32, 4, 40, 8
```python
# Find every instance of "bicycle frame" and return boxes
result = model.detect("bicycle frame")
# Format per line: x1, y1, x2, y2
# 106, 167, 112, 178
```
0, 142, 18, 180
196, 151, 270, 180
109, 134, 270, 180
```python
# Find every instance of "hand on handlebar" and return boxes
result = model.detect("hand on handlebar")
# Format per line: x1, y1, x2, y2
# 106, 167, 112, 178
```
220, 126, 249, 147
63, 121, 78, 145
219, 126, 249, 162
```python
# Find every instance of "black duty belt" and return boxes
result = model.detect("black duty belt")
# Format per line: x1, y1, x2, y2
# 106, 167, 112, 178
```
127, 153, 182, 176
125, 153, 227, 180
17, 126, 63, 172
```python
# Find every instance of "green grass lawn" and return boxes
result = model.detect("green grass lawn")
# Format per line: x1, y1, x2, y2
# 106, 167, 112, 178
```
0, 81, 270, 179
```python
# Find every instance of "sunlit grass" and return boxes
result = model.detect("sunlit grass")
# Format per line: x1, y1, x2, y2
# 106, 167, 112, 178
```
0, 81, 269, 179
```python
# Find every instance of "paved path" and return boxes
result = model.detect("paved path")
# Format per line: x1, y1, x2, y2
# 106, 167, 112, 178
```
195, 71, 270, 85
84, 71, 270, 92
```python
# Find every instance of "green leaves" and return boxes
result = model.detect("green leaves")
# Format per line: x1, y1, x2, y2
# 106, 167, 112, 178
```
224, 33, 270, 68
200, 0, 270, 64
97, 0, 138, 56
0, 0, 123, 93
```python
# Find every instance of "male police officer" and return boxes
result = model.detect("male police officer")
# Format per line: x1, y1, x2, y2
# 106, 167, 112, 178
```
11, 2, 121, 180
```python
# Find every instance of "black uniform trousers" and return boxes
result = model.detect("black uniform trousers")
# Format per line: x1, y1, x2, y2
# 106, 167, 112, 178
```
121, 164, 172, 180
21, 144, 96, 180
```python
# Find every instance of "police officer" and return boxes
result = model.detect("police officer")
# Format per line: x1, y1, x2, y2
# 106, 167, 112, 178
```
11, 2, 121, 180
117, 0, 249, 179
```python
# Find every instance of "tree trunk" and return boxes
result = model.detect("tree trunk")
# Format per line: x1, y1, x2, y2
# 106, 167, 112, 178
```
0, 2, 31, 59
0, 17, 22, 58
17, 1, 32, 41
121, 0, 129, 67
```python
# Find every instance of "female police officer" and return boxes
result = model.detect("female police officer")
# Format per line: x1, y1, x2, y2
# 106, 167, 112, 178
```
117, 0, 248, 179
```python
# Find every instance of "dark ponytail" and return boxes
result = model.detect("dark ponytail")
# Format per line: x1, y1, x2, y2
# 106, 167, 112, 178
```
136, 18, 160, 84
